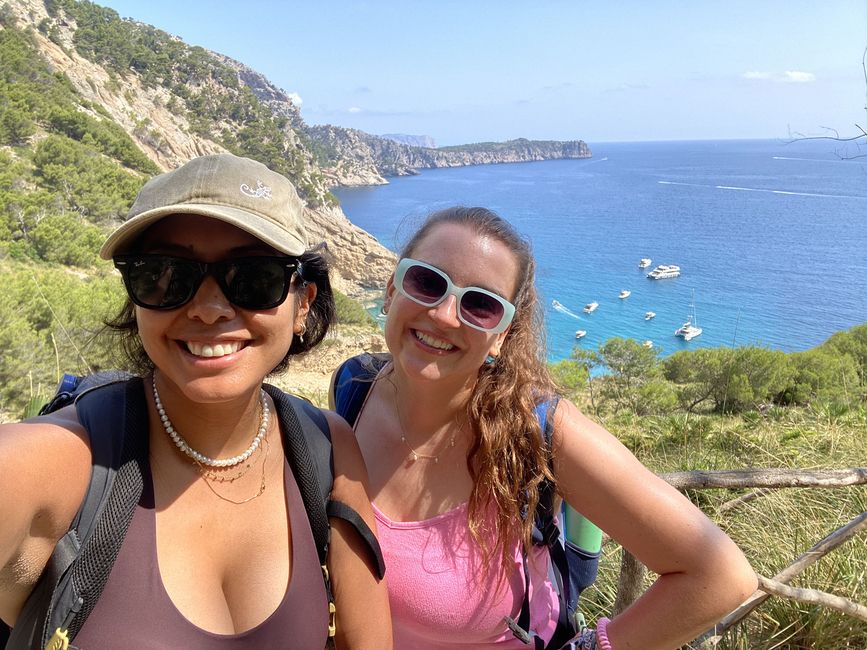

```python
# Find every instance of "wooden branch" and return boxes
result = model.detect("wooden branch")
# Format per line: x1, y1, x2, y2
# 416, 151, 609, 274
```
756, 575, 867, 622
660, 467, 867, 490
691, 510, 867, 644
613, 550, 646, 615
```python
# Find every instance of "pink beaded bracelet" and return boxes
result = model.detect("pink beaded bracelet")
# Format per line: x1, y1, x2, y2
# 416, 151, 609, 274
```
596, 617, 613, 650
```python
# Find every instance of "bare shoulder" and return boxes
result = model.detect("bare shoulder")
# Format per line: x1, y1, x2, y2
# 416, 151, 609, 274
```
320, 410, 365, 472
0, 407, 93, 613
549, 397, 614, 446
0, 406, 93, 543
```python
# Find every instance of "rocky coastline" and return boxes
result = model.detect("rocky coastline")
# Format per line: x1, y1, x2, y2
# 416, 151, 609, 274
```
304, 125, 592, 187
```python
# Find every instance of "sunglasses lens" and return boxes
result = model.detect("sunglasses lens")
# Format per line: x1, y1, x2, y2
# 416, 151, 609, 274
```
224, 259, 291, 309
118, 256, 296, 310
460, 290, 506, 330
402, 264, 448, 304
125, 257, 198, 309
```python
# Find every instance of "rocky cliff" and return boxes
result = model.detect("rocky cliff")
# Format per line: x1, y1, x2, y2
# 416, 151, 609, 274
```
8, 0, 396, 293
381, 133, 438, 148
5, 0, 590, 290
304, 124, 592, 187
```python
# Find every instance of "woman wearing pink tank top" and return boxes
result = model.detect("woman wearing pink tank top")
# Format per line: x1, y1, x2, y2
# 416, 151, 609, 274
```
335, 207, 756, 649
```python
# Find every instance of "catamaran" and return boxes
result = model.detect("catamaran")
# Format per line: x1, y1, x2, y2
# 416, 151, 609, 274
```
674, 291, 702, 341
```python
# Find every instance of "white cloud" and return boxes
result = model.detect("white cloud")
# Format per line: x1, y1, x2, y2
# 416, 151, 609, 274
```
783, 70, 815, 83
741, 70, 815, 83
286, 92, 302, 107
348, 106, 362, 113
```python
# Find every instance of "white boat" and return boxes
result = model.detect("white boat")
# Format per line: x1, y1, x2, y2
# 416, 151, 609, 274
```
645, 311, 656, 320
643, 340, 654, 348
675, 321, 702, 341
575, 330, 587, 340
618, 290, 631, 299
638, 258, 652, 268
583, 302, 599, 313
647, 264, 681, 279
674, 291, 702, 341
552, 299, 564, 309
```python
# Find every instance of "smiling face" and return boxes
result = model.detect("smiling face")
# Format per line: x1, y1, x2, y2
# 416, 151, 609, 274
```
384, 222, 520, 386
132, 214, 312, 403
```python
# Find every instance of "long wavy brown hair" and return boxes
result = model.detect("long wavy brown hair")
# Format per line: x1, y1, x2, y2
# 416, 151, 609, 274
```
401, 206, 560, 576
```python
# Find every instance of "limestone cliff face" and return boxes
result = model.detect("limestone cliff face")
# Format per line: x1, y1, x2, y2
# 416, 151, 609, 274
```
382, 134, 437, 148
304, 125, 592, 187
10, 0, 396, 292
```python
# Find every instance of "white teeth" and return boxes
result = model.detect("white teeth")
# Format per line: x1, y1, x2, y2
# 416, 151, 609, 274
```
186, 341, 242, 358
414, 330, 455, 350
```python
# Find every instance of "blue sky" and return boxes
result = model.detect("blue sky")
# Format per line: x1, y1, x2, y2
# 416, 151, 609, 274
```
100, 1, 866, 146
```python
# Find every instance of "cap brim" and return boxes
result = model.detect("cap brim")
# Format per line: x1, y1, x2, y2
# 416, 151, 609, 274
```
99, 204, 308, 259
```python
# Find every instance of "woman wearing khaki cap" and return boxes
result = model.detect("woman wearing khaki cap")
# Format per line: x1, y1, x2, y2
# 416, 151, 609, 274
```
0, 154, 391, 648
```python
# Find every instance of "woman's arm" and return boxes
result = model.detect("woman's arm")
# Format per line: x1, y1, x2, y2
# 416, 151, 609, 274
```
551, 399, 757, 650
323, 411, 392, 650
0, 410, 91, 625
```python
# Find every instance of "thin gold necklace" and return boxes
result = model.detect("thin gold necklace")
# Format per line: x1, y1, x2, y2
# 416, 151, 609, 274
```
387, 376, 457, 464
193, 434, 270, 505
154, 376, 271, 504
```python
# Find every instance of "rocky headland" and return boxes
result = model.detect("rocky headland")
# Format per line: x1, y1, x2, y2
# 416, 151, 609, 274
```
304, 124, 591, 187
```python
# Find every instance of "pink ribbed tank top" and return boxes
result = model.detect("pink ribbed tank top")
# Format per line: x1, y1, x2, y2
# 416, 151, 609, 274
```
373, 501, 559, 649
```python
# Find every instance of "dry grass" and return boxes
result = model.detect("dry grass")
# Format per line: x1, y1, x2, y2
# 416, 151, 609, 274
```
577, 403, 867, 649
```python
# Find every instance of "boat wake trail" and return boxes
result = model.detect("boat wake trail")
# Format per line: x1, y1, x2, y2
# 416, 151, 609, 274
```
772, 156, 852, 164
551, 300, 582, 320
658, 180, 866, 200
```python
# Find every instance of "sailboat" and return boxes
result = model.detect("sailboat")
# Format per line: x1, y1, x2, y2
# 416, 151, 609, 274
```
674, 290, 702, 341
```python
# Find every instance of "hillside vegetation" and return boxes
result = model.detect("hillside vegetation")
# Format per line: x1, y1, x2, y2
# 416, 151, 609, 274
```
550, 327, 866, 648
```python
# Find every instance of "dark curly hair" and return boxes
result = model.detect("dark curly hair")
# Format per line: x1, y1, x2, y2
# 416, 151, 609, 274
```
105, 249, 335, 375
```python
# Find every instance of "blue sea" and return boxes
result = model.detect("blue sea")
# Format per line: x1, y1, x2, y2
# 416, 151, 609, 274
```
333, 140, 867, 362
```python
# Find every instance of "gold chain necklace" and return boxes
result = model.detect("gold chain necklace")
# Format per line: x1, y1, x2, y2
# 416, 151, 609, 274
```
387, 376, 456, 464
154, 375, 271, 504
192, 434, 270, 505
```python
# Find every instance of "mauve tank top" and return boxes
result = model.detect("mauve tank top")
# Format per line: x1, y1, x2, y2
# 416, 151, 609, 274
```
73, 458, 328, 649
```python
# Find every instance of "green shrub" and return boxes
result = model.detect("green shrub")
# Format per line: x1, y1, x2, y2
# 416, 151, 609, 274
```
333, 290, 377, 326
29, 213, 104, 267
0, 260, 124, 416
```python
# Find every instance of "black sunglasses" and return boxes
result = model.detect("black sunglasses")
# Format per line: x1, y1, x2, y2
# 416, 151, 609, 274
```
113, 254, 302, 311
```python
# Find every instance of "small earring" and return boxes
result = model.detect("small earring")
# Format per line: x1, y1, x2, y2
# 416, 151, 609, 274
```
297, 322, 307, 343
380, 303, 389, 315
484, 354, 497, 366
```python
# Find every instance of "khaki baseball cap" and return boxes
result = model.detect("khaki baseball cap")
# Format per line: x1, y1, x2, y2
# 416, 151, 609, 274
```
100, 153, 309, 259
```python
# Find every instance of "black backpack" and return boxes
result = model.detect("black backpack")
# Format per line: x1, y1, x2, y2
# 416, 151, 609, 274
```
330, 354, 600, 650
4, 372, 385, 650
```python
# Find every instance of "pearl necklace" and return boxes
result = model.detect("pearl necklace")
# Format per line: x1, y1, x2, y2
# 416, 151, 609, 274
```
152, 376, 269, 468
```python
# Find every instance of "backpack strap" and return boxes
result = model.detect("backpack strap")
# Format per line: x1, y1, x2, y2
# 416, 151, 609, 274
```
331, 353, 390, 427
325, 501, 386, 579
7, 377, 148, 649
507, 396, 584, 650
263, 385, 385, 640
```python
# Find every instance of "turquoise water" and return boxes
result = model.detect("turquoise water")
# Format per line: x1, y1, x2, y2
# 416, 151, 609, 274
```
333, 140, 867, 362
